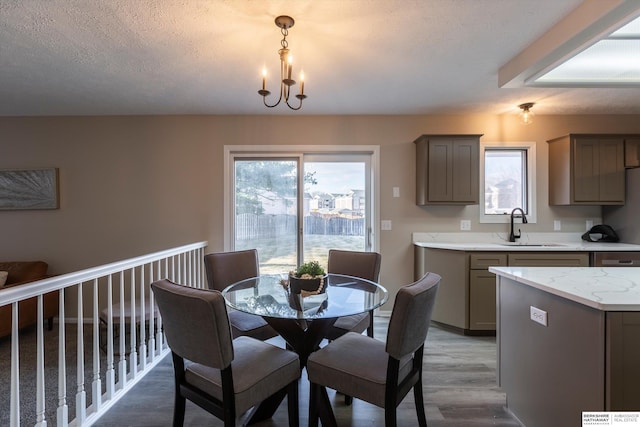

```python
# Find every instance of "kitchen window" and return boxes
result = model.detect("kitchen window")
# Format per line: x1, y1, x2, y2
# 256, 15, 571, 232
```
479, 142, 537, 223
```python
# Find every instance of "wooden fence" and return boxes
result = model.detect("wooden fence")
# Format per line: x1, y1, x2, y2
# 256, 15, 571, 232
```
236, 214, 365, 240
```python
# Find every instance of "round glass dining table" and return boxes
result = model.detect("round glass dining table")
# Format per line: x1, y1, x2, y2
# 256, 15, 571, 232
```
223, 273, 388, 366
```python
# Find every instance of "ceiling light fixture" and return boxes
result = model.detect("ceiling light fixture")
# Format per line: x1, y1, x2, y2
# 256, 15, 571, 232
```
258, 15, 306, 110
518, 102, 535, 125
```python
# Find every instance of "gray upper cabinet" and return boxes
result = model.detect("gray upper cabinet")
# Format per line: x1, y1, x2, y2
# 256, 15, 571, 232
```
414, 134, 482, 205
548, 134, 626, 205
626, 138, 640, 168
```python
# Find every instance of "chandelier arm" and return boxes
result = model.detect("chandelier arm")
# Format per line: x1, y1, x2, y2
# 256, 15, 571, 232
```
261, 88, 284, 108
284, 100, 303, 111
284, 93, 304, 111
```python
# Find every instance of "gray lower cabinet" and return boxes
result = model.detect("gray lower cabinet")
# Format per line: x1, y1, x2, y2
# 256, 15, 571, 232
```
469, 253, 506, 331
415, 247, 468, 330
415, 247, 589, 333
607, 312, 640, 409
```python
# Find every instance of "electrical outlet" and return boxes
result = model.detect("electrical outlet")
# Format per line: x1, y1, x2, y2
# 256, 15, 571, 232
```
554, 220, 561, 231
530, 306, 548, 326
586, 220, 594, 230
460, 220, 471, 231
392, 187, 400, 198
381, 220, 392, 231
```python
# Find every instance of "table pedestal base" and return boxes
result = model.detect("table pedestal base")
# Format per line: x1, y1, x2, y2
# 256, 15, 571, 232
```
245, 317, 337, 425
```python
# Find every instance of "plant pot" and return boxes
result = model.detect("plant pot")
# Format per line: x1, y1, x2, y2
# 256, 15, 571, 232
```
288, 274, 327, 295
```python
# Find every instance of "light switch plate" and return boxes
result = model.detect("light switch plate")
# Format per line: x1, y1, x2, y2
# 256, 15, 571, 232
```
381, 220, 392, 230
586, 220, 594, 230
530, 306, 547, 326
554, 220, 561, 231
460, 220, 471, 231
392, 187, 400, 198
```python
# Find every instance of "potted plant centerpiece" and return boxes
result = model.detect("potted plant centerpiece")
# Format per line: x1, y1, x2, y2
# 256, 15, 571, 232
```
288, 261, 327, 295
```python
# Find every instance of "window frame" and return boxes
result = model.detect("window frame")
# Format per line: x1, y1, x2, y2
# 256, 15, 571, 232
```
479, 141, 537, 224
223, 145, 380, 254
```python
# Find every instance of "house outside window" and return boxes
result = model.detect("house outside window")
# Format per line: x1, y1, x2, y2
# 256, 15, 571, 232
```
480, 142, 537, 223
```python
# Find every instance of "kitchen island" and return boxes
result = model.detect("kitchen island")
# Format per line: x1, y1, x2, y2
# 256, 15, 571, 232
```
489, 266, 640, 427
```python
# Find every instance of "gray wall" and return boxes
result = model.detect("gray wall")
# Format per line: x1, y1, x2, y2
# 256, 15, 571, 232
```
2, 114, 640, 305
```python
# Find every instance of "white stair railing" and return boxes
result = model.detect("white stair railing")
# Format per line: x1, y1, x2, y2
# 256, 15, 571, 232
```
0, 241, 207, 427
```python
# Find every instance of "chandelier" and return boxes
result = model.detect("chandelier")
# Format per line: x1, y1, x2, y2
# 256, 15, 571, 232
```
258, 15, 307, 110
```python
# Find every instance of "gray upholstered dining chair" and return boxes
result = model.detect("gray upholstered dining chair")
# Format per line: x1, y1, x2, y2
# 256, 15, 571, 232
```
325, 249, 382, 340
204, 249, 278, 341
307, 272, 441, 427
151, 279, 301, 427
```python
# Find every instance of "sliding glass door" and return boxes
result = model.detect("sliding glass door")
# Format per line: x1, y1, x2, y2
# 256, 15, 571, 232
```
231, 151, 374, 274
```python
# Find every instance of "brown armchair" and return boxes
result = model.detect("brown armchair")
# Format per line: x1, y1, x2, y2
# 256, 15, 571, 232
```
325, 249, 382, 340
0, 261, 58, 339
204, 250, 277, 341
307, 272, 441, 427
151, 279, 300, 426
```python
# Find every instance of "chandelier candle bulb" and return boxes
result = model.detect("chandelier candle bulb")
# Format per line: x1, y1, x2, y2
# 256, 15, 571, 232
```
300, 71, 304, 95
261, 68, 267, 91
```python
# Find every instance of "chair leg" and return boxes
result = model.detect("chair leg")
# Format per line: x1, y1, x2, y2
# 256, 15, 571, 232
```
384, 405, 397, 427
309, 383, 320, 427
344, 395, 353, 405
172, 394, 186, 427
366, 310, 374, 338
311, 383, 338, 427
287, 380, 299, 427
413, 381, 427, 427
171, 353, 187, 427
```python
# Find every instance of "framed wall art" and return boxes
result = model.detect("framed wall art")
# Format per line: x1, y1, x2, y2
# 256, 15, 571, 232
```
0, 168, 59, 210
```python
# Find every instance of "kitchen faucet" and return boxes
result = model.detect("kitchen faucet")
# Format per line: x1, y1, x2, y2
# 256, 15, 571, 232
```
509, 207, 528, 242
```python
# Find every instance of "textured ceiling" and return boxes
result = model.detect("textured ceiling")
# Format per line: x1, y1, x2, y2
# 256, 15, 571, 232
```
1, 0, 640, 116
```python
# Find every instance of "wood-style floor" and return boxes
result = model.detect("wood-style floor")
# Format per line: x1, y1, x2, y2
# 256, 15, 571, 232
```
93, 317, 519, 426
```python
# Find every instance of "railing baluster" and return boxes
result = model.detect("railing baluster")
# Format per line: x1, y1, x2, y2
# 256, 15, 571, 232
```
75, 283, 86, 424
57, 288, 68, 427
148, 264, 155, 362
139, 265, 147, 370
200, 248, 204, 288
10, 302, 20, 426
155, 261, 163, 354
118, 272, 127, 388
129, 267, 138, 377
35, 295, 46, 426
92, 278, 102, 412
106, 274, 115, 399
186, 251, 195, 286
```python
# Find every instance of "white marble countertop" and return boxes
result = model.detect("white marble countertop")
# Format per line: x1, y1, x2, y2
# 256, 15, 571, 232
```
489, 266, 640, 311
412, 232, 640, 252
